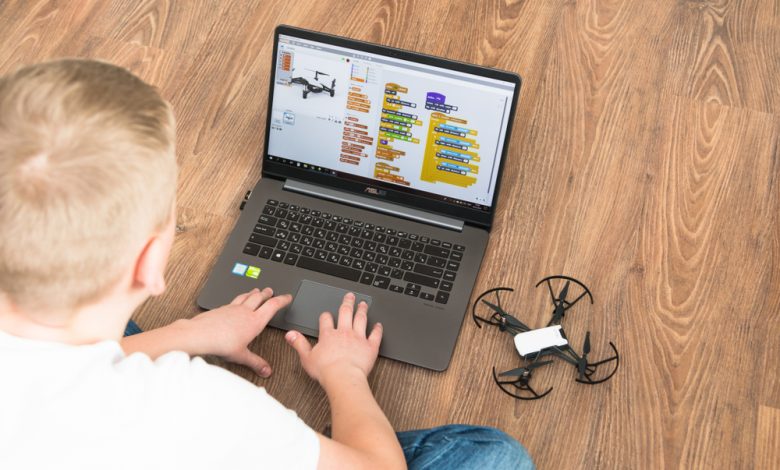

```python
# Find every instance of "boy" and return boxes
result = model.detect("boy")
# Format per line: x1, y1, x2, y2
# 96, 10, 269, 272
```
0, 59, 532, 469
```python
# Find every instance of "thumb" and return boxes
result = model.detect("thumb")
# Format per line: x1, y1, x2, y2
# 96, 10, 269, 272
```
285, 330, 312, 360
231, 348, 272, 378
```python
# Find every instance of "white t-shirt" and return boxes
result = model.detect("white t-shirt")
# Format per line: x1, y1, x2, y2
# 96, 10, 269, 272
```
0, 329, 319, 470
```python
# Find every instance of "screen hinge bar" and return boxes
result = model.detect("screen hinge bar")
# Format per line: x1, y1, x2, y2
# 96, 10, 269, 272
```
283, 179, 464, 232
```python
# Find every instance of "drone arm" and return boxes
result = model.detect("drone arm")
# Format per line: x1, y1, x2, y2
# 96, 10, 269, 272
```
547, 346, 579, 366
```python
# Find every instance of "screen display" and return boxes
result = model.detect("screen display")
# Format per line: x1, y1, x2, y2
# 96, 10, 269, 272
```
267, 34, 516, 212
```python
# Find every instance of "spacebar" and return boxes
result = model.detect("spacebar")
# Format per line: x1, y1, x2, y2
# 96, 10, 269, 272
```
296, 257, 361, 282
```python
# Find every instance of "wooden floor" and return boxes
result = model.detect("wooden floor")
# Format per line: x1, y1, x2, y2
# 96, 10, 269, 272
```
2, 0, 778, 468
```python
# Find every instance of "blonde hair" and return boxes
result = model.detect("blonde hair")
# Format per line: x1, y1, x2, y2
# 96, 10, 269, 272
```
0, 59, 177, 311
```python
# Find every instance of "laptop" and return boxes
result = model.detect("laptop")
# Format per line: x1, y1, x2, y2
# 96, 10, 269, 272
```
198, 25, 521, 371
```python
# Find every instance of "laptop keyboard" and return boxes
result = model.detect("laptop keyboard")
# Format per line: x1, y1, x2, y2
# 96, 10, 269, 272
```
241, 199, 465, 304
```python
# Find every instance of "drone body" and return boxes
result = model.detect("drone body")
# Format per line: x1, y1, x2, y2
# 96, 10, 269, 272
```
290, 69, 336, 99
472, 275, 620, 400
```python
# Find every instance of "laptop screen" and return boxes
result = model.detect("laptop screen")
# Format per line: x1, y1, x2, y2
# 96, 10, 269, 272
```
266, 32, 517, 213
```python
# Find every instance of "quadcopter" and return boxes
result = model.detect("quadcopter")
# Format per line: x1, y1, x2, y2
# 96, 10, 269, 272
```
472, 275, 619, 400
290, 69, 336, 99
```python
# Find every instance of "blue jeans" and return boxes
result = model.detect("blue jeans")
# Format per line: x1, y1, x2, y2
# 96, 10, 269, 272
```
123, 321, 534, 469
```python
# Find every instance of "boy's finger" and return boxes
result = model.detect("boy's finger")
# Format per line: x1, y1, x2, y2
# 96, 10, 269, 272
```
337, 292, 356, 329
254, 294, 293, 327
232, 348, 272, 378
285, 330, 312, 359
230, 289, 257, 305
319, 311, 335, 331
243, 289, 266, 310
254, 287, 274, 306
368, 322, 383, 349
353, 301, 368, 336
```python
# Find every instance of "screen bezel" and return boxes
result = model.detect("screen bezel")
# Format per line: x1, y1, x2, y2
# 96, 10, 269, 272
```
262, 25, 522, 230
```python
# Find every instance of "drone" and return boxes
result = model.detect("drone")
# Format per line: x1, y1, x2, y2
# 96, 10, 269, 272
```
472, 275, 619, 400
290, 69, 336, 99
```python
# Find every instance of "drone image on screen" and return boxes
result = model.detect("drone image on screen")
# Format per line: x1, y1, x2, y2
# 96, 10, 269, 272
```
290, 69, 336, 99
472, 275, 620, 400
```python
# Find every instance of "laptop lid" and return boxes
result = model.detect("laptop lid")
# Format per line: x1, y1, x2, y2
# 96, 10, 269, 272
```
262, 25, 521, 230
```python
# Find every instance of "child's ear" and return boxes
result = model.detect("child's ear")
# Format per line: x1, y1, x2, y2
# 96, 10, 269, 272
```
133, 224, 175, 297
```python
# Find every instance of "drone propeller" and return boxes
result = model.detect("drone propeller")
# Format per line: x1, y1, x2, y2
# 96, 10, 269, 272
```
498, 360, 554, 378
536, 275, 594, 326
492, 366, 553, 401
577, 331, 591, 380
472, 287, 529, 333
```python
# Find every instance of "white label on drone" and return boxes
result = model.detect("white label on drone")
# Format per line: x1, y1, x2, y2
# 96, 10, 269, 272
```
514, 325, 569, 357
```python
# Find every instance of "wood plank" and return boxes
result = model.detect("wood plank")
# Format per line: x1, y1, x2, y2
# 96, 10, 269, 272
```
756, 406, 780, 470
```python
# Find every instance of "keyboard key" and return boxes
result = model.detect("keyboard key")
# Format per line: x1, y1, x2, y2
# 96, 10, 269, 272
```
297, 257, 361, 282
364, 241, 377, 251
389, 247, 402, 258
420, 292, 435, 301
402, 250, 415, 261
443, 271, 457, 282
398, 231, 407, 238
267, 199, 278, 206
274, 230, 289, 240
289, 204, 298, 211
435, 291, 450, 304
325, 242, 337, 252
290, 223, 301, 233
311, 210, 321, 217
279, 202, 289, 209
424, 245, 450, 258
337, 245, 350, 255
339, 256, 353, 267
263, 206, 276, 216
430, 239, 441, 246
243, 242, 260, 256
408, 233, 419, 241
414, 264, 444, 278
391, 269, 403, 279
302, 226, 314, 235
440, 281, 453, 291
336, 224, 348, 234
363, 252, 376, 262
301, 236, 313, 246
373, 276, 390, 289
350, 248, 363, 258
414, 253, 427, 263
442, 241, 452, 249
312, 218, 324, 227
258, 215, 278, 226
386, 236, 399, 246
289, 233, 301, 243
404, 283, 421, 297
420, 236, 429, 243
365, 263, 379, 273
249, 233, 277, 247
450, 251, 463, 261
353, 259, 365, 270
361, 229, 373, 239
338, 234, 351, 245
398, 239, 412, 249
403, 272, 439, 289
277, 220, 290, 230
276, 209, 288, 219
325, 221, 336, 231
386, 228, 396, 235
349, 226, 362, 236
302, 247, 315, 257
326, 232, 339, 242
378, 266, 392, 277
377, 254, 389, 265
374, 232, 387, 243
284, 253, 298, 265
259, 246, 273, 259
428, 256, 446, 268
278, 241, 290, 251
360, 272, 374, 285
253, 224, 276, 237
343, 218, 352, 225
315, 250, 328, 260
332, 215, 342, 222
401, 260, 414, 271
454, 244, 465, 251
377, 244, 389, 255
446, 261, 460, 271
291, 244, 303, 254
411, 242, 424, 251
388, 257, 401, 268
286, 212, 299, 221
271, 250, 285, 262
327, 253, 340, 264
351, 238, 364, 248
389, 284, 404, 293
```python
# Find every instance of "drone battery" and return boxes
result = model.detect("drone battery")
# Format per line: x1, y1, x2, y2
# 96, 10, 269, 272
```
514, 325, 569, 357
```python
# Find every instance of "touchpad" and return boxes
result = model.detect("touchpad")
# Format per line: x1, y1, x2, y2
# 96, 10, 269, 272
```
285, 280, 373, 332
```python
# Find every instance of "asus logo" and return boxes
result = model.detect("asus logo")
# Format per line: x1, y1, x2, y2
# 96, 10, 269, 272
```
364, 187, 386, 196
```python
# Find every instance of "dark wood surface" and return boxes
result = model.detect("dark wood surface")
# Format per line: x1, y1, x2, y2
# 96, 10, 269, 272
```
2, 1, 778, 468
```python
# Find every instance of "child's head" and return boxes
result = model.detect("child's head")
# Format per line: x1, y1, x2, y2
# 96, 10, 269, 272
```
0, 59, 178, 314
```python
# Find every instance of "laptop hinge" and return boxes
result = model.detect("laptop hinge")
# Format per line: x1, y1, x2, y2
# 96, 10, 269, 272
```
283, 179, 464, 232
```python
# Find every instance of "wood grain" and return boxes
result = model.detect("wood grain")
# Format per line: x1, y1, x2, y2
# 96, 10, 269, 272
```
2, 1, 779, 468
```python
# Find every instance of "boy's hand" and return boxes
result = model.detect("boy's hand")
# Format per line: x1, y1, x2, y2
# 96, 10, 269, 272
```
284, 292, 383, 386
186, 288, 292, 377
